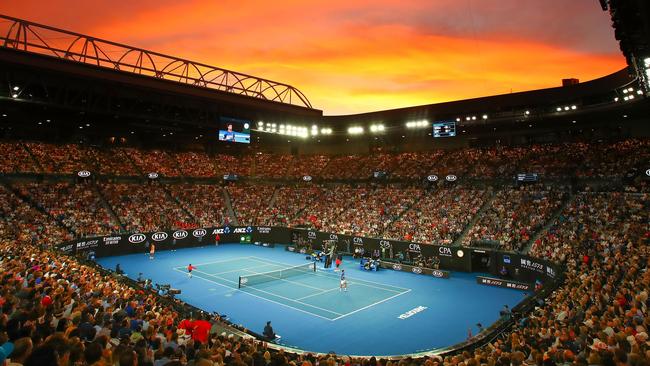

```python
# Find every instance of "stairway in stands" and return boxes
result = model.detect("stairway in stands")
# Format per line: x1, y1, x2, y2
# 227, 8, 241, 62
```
91, 183, 126, 232
521, 192, 575, 254
452, 189, 497, 246
222, 187, 238, 225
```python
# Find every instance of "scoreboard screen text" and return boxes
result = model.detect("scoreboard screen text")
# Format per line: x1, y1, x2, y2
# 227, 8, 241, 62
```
432, 121, 456, 138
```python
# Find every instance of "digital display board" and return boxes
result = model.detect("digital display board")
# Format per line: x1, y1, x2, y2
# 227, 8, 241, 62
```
517, 173, 539, 182
433, 121, 456, 137
218, 117, 251, 144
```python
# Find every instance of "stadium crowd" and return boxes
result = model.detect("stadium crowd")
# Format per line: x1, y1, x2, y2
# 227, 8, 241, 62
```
0, 139, 649, 365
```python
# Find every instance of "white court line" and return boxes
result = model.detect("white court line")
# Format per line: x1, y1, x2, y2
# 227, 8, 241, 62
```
247, 256, 410, 293
295, 287, 341, 300
241, 268, 327, 291
172, 268, 336, 321
173, 256, 256, 268
330, 289, 412, 321
188, 268, 344, 317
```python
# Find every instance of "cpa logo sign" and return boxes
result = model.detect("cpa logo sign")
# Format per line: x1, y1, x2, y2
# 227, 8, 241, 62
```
329, 234, 338, 240
379, 240, 391, 249
412, 267, 423, 274
408, 243, 421, 253
152, 232, 168, 241
439, 246, 452, 256
392, 264, 402, 271
353, 237, 364, 245
147, 172, 159, 179
128, 234, 146, 244
193, 229, 207, 238
77, 170, 91, 178
427, 175, 438, 182
445, 175, 457, 182
308, 231, 317, 239
173, 230, 188, 240
432, 270, 444, 278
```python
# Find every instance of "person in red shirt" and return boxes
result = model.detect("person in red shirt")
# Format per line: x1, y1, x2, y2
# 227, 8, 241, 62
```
192, 314, 212, 344
187, 264, 196, 278
178, 318, 194, 338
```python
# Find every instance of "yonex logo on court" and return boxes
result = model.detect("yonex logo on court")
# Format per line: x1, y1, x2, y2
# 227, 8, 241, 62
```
173, 230, 188, 240
152, 232, 168, 241
128, 234, 146, 243
398, 306, 427, 320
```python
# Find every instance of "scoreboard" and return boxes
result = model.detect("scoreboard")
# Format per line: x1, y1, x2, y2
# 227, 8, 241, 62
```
433, 121, 456, 138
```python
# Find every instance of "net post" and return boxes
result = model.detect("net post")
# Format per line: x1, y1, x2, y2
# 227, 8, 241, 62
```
311, 262, 316, 272
238, 276, 242, 289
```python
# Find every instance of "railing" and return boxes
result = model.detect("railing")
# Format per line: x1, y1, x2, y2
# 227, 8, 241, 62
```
0, 14, 313, 108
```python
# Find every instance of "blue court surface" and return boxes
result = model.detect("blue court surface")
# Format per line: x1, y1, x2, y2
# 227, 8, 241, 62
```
97, 244, 527, 356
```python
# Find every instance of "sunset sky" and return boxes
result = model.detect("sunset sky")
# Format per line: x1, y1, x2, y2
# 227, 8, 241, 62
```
1, 1, 626, 114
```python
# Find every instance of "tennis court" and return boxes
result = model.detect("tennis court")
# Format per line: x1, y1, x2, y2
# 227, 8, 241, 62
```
97, 245, 526, 356
173, 256, 411, 321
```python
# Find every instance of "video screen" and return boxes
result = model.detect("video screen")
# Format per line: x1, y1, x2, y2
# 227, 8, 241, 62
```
218, 117, 251, 144
432, 121, 456, 138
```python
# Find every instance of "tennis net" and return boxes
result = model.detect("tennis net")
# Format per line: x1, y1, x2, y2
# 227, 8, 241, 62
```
238, 262, 316, 288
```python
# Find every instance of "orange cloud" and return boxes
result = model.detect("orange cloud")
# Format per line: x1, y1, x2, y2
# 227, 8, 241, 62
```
0, 0, 626, 114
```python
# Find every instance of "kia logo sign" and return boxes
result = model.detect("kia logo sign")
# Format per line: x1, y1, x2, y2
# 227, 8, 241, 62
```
148, 172, 159, 179
427, 175, 438, 182
392, 264, 402, 271
412, 267, 422, 274
193, 229, 207, 237
128, 234, 146, 244
456, 249, 465, 258
240, 278, 248, 285
446, 174, 457, 182
77, 170, 91, 178
303, 175, 312, 181
646, 169, 650, 177
152, 232, 168, 241
379, 240, 391, 249
432, 270, 444, 278
173, 230, 188, 240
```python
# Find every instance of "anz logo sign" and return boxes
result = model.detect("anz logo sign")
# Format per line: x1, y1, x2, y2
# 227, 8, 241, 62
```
128, 234, 146, 244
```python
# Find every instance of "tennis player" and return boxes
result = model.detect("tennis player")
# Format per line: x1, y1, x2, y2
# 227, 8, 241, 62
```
187, 264, 196, 278
149, 243, 155, 260
339, 269, 347, 292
